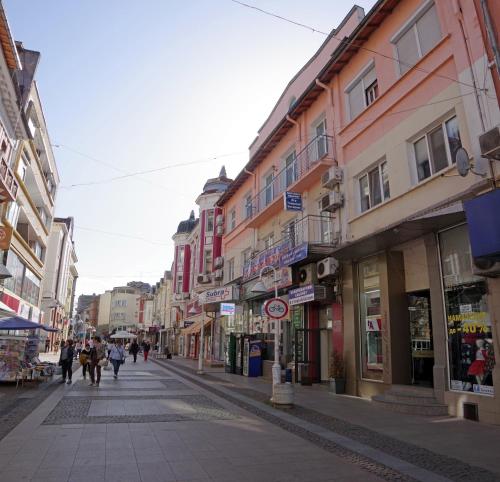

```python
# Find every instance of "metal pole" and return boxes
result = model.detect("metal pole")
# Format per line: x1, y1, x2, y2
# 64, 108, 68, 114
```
197, 302, 205, 374
271, 267, 281, 389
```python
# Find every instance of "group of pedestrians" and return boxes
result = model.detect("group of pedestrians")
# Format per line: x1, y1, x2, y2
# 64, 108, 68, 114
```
59, 336, 154, 385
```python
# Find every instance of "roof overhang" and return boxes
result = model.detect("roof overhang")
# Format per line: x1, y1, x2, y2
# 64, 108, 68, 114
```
0, 5, 21, 70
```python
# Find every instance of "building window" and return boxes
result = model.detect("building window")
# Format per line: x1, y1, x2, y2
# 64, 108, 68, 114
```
359, 258, 383, 380
263, 233, 275, 250
4, 251, 24, 297
176, 276, 183, 294
358, 160, 390, 213
263, 172, 274, 206
206, 210, 214, 232
439, 224, 494, 396
244, 193, 253, 219
314, 118, 328, 159
204, 248, 212, 273
284, 150, 297, 187
413, 116, 461, 182
17, 159, 27, 182
242, 248, 252, 268
227, 258, 235, 281
229, 208, 236, 231
393, 3, 441, 75
6, 201, 20, 228
178, 246, 185, 267
346, 64, 378, 120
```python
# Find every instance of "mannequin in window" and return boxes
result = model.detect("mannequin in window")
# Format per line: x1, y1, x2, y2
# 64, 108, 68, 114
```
467, 339, 487, 384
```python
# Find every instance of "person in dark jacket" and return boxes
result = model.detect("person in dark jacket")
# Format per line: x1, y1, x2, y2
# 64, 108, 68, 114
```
129, 340, 139, 363
59, 339, 75, 384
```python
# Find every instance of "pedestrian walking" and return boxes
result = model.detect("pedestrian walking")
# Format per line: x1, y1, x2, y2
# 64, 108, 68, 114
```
79, 343, 91, 380
129, 340, 139, 363
89, 336, 106, 387
75, 341, 82, 360
109, 341, 126, 379
59, 339, 74, 384
143, 340, 151, 362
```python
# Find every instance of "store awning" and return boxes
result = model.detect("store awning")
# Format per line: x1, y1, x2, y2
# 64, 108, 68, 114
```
180, 318, 212, 335
332, 202, 465, 261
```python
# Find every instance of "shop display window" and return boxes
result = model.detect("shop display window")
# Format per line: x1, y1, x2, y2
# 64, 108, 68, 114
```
359, 258, 383, 380
439, 224, 495, 396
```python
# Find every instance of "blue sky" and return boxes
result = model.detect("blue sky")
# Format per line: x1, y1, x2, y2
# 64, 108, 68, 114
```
4, 0, 376, 297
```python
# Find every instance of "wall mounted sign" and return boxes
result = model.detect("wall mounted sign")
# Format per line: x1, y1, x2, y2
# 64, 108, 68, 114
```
199, 285, 238, 303
289, 284, 315, 306
280, 243, 308, 267
284, 191, 302, 211
220, 302, 236, 316
264, 298, 289, 319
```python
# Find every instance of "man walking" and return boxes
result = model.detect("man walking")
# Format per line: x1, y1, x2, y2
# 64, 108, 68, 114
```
59, 340, 74, 384
89, 336, 106, 387
109, 340, 126, 379
129, 340, 139, 363
143, 340, 151, 362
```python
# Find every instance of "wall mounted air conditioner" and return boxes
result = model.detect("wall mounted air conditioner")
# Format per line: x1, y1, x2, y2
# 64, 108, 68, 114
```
214, 269, 223, 280
197, 274, 211, 283
216, 225, 224, 236
173, 294, 182, 301
214, 256, 224, 268
298, 264, 317, 286
321, 191, 344, 212
472, 258, 500, 278
317, 257, 339, 279
479, 126, 500, 160
321, 166, 343, 189
216, 214, 224, 226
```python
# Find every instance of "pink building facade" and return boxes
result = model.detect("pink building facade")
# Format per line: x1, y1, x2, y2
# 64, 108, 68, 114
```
218, 0, 500, 423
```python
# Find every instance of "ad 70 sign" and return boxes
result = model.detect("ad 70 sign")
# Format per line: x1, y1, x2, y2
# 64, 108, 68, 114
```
264, 298, 289, 320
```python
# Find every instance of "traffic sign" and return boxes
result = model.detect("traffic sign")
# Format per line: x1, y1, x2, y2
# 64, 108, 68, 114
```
264, 298, 289, 319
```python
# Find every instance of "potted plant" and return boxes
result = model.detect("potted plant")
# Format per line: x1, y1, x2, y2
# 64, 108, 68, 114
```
329, 350, 345, 394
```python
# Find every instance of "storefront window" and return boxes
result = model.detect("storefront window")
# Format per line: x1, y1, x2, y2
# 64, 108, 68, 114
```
4, 251, 24, 297
439, 225, 495, 396
359, 258, 383, 380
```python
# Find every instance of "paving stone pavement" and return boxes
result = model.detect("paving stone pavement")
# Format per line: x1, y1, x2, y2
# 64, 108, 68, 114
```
0, 356, 419, 482
156, 358, 500, 482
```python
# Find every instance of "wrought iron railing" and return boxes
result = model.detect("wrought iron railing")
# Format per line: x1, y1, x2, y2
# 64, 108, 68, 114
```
281, 214, 338, 247
249, 134, 334, 217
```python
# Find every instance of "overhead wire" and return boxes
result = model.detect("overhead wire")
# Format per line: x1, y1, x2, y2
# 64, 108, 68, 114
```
230, 0, 495, 100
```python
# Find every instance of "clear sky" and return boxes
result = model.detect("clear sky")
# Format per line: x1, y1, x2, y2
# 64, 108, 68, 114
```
4, 0, 376, 298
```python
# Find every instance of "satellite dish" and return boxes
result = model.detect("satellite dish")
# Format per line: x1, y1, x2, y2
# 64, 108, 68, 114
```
455, 147, 470, 177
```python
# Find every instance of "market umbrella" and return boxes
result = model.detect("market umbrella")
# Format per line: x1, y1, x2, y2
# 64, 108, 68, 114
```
0, 316, 59, 332
110, 330, 137, 339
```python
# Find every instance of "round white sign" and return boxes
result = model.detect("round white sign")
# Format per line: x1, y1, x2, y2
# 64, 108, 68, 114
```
264, 298, 289, 319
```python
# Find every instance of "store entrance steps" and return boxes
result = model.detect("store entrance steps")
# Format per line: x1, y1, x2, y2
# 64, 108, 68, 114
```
372, 385, 448, 416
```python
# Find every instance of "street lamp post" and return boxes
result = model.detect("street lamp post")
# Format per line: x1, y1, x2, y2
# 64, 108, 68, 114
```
251, 265, 292, 404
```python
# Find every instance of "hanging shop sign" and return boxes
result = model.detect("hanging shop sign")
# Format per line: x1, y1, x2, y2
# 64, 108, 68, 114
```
289, 284, 315, 306
280, 243, 308, 267
199, 285, 238, 303
283, 191, 303, 212
264, 298, 289, 319
183, 320, 194, 328
220, 303, 236, 316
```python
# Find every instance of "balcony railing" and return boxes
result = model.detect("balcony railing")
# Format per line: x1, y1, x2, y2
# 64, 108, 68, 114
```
281, 214, 338, 247
249, 134, 334, 217
0, 158, 18, 203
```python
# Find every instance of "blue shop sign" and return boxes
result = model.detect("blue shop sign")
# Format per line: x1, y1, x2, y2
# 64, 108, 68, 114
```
289, 284, 315, 306
284, 191, 303, 211
280, 243, 308, 267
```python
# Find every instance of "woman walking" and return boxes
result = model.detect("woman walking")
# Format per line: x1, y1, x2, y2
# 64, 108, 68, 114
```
59, 339, 74, 384
109, 340, 126, 379
89, 336, 106, 387
143, 340, 151, 362
79, 342, 91, 380
129, 340, 139, 363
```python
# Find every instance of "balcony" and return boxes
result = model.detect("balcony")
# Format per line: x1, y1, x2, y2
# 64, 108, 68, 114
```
247, 134, 335, 227
0, 158, 19, 203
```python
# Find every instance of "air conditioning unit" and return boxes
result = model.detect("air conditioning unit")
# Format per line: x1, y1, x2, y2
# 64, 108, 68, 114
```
479, 126, 500, 160
472, 258, 500, 277
182, 292, 190, 299
197, 274, 211, 283
322, 166, 343, 189
173, 294, 182, 301
214, 269, 223, 280
321, 191, 344, 212
317, 257, 339, 279
298, 264, 317, 286
214, 256, 224, 268
216, 214, 224, 226
216, 225, 224, 236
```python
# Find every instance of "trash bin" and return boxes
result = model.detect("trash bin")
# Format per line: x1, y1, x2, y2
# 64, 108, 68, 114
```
300, 363, 312, 386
